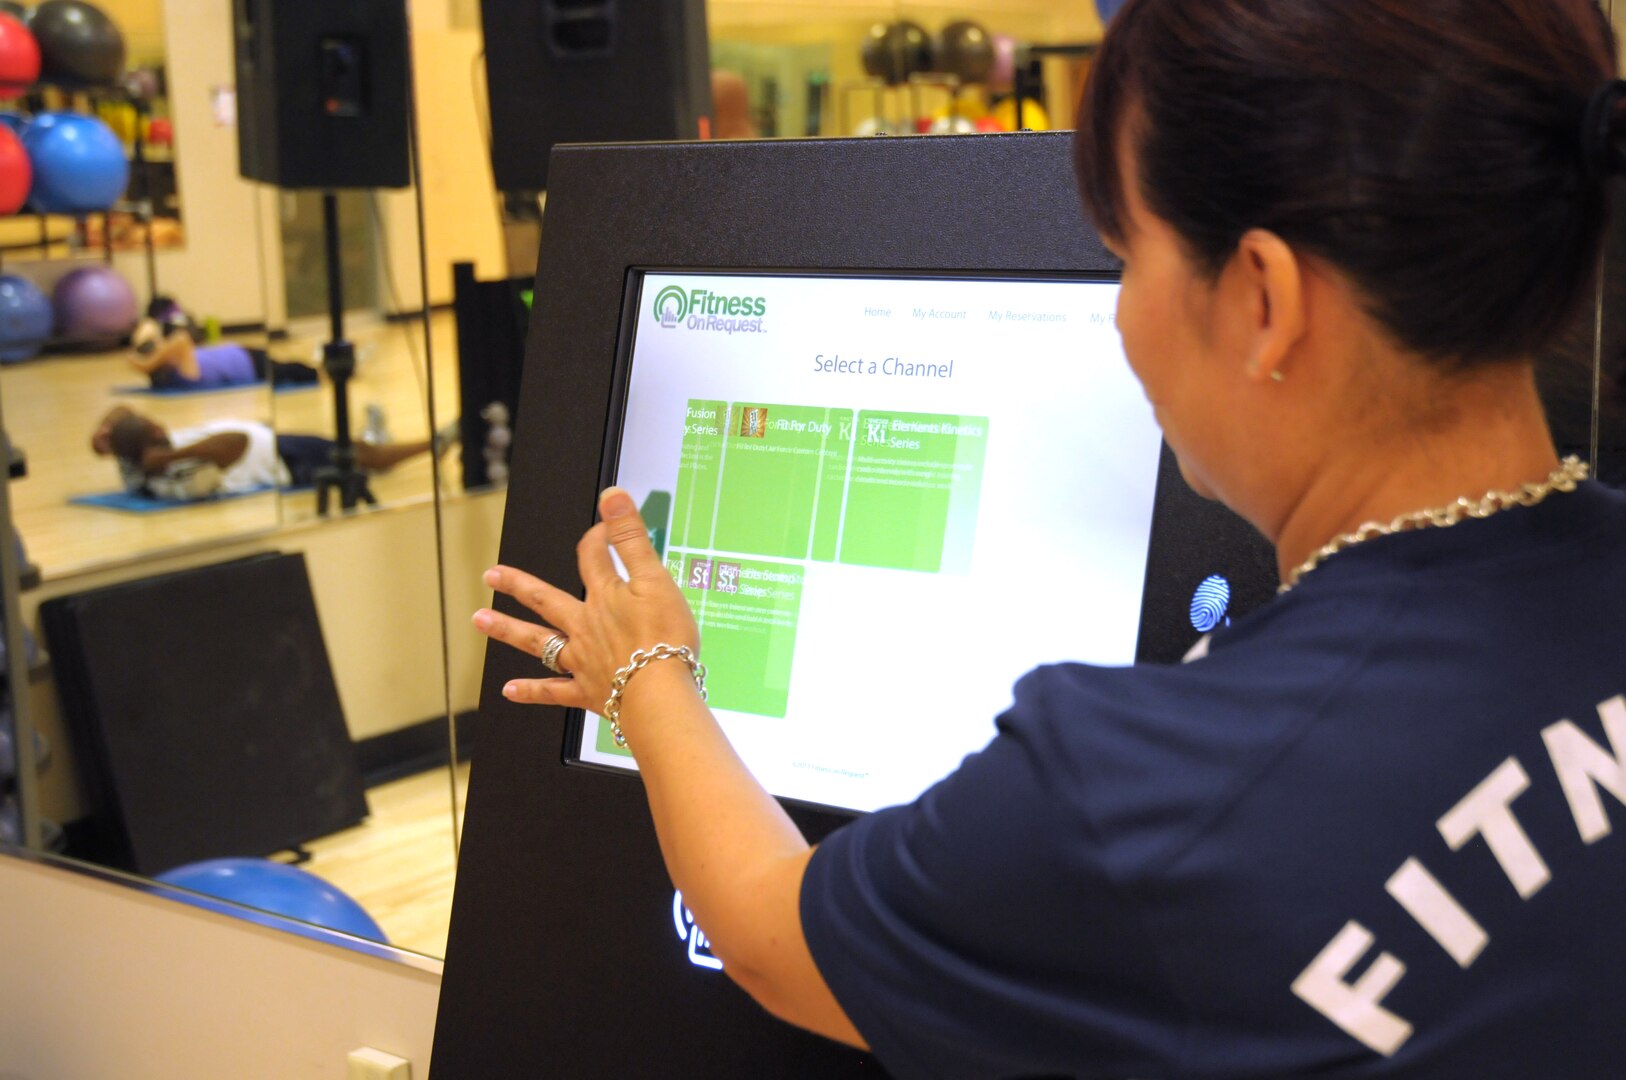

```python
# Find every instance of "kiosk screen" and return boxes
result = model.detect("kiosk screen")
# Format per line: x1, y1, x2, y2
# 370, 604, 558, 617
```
574, 271, 1163, 815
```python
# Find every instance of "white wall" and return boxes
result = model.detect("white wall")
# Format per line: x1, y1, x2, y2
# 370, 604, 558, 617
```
375, 3, 508, 313
111, 0, 286, 328
0, 855, 441, 1080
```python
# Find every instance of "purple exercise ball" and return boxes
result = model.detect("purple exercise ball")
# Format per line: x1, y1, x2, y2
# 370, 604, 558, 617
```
52, 264, 135, 341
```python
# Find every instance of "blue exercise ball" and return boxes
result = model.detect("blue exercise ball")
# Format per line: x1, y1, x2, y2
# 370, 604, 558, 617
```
155, 857, 389, 943
0, 273, 51, 361
22, 110, 127, 213
0, 110, 26, 136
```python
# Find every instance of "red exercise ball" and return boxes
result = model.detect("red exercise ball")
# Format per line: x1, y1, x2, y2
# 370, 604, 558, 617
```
0, 13, 39, 98
0, 123, 30, 214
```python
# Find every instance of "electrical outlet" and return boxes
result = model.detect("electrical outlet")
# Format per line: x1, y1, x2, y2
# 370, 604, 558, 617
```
347, 1047, 411, 1080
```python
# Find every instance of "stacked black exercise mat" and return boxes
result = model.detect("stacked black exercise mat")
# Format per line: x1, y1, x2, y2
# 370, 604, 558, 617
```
40, 552, 366, 875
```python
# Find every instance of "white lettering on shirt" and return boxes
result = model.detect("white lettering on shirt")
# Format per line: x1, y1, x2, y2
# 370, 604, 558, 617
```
1385, 858, 1488, 968
1542, 695, 1626, 844
1437, 758, 1551, 899
1291, 921, 1413, 1056
1296, 692, 1622, 1057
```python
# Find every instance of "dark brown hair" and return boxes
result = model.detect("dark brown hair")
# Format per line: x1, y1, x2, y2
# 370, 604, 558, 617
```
109, 414, 161, 464
1077, 0, 1620, 366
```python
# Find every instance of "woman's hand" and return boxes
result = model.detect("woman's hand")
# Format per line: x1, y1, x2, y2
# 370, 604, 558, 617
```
473, 487, 700, 715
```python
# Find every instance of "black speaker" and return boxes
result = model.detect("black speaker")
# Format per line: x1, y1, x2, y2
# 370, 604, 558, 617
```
232, 0, 410, 189
480, 0, 712, 193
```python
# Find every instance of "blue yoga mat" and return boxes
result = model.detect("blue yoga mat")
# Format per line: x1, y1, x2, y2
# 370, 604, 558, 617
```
70, 486, 278, 513
113, 381, 319, 397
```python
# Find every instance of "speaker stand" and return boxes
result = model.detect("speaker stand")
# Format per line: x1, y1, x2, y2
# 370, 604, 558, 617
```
313, 192, 376, 516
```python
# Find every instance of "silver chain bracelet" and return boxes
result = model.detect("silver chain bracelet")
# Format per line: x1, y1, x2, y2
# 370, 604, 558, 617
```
603, 643, 707, 750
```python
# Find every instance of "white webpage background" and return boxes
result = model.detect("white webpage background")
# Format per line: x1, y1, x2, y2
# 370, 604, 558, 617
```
577, 273, 1164, 813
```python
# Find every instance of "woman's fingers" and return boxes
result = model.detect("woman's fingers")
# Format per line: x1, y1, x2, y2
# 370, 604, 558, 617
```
578, 488, 666, 593
473, 607, 569, 666
501, 676, 592, 710
576, 521, 620, 594
484, 564, 583, 628
598, 487, 667, 582
547, 489, 672, 598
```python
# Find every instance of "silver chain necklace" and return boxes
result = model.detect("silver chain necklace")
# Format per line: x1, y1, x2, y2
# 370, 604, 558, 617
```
1279, 456, 1590, 593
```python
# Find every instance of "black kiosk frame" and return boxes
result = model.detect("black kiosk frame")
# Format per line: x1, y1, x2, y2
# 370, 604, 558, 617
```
432, 133, 1277, 1076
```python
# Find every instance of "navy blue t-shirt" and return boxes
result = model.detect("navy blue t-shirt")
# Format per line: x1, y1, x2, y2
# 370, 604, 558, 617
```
801, 481, 1626, 1079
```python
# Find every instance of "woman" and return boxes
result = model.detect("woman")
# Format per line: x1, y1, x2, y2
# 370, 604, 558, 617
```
474, 1, 1626, 1075
93, 406, 441, 500
127, 317, 320, 391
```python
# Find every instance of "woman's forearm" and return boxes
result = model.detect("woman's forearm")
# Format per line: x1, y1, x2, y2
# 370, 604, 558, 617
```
615, 660, 859, 1044
618, 661, 806, 944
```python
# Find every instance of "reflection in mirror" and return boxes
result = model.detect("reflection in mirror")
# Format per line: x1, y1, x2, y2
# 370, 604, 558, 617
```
707, 2, 1105, 141
3, 0, 276, 579
1541, 181, 1626, 487
0, 0, 471, 962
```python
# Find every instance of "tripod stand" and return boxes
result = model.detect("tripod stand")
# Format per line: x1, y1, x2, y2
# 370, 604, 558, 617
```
313, 192, 376, 515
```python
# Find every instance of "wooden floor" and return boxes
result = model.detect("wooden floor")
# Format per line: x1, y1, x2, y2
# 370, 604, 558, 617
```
3, 313, 475, 958
279, 761, 469, 958
1, 312, 465, 580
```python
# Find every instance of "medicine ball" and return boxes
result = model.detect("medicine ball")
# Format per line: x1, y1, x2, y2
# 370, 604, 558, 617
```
937, 20, 994, 84
28, 0, 124, 87
23, 110, 128, 212
0, 274, 52, 362
861, 20, 934, 86
0, 13, 39, 97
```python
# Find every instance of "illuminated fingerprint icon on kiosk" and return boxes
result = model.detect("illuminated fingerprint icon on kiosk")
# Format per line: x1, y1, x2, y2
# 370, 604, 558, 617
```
673, 890, 724, 970
1190, 574, 1231, 633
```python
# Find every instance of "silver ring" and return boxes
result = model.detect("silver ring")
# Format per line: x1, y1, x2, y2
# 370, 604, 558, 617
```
539, 632, 569, 674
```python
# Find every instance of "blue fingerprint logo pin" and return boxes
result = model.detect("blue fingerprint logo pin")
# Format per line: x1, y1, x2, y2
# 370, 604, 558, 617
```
1190, 575, 1231, 633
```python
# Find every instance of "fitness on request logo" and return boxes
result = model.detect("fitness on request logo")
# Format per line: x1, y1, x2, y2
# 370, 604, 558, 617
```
653, 285, 768, 334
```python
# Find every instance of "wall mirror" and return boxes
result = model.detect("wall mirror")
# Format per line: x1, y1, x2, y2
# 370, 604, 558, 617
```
0, 0, 471, 962
0, 0, 1620, 981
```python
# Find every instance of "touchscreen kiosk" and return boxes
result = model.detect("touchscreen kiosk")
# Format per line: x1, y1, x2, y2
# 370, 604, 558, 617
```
433, 134, 1278, 1078
584, 271, 1162, 815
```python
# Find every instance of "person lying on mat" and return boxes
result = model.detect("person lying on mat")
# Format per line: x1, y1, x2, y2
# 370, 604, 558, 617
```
93, 407, 449, 501
126, 317, 321, 391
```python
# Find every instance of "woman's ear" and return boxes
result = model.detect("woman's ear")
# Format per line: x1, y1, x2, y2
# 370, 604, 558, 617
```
1233, 228, 1307, 383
